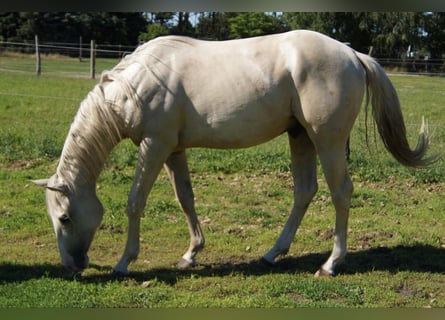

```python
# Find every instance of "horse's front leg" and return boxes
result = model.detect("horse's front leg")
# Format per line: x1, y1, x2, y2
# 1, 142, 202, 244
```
113, 137, 171, 275
164, 150, 204, 268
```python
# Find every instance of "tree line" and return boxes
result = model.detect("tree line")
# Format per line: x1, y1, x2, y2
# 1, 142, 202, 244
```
1, 12, 444, 59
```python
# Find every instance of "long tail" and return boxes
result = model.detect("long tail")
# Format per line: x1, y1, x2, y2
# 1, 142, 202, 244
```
355, 51, 438, 168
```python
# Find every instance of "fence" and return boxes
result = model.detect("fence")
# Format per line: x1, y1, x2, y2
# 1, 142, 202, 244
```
0, 37, 138, 78
378, 57, 445, 75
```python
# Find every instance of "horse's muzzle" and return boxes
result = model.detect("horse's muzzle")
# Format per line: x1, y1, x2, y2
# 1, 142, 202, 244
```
62, 254, 89, 272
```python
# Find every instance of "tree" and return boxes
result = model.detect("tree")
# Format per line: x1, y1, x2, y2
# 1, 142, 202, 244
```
368, 13, 414, 57
149, 12, 175, 28
74, 13, 146, 45
1, 12, 443, 60
195, 12, 232, 40
282, 13, 372, 52
423, 12, 445, 58
138, 23, 170, 42
0, 12, 147, 44
170, 12, 195, 36
281, 12, 442, 58
228, 13, 286, 39
138, 12, 196, 42
283, 13, 327, 34
0, 12, 22, 41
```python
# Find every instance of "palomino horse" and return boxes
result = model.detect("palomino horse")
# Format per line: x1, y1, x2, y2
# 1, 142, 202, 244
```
33, 30, 435, 276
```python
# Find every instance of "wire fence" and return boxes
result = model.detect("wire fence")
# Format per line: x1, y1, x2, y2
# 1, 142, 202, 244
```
0, 39, 138, 78
378, 57, 445, 76
0, 39, 137, 58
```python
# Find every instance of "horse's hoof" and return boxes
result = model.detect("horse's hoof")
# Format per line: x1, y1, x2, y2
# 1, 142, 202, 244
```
112, 271, 129, 278
260, 256, 275, 267
113, 267, 130, 277
314, 268, 334, 277
178, 258, 195, 269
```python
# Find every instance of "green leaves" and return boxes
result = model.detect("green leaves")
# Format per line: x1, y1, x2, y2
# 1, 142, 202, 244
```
228, 13, 285, 39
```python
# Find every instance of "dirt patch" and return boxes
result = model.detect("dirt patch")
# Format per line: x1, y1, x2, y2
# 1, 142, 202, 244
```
1, 158, 45, 171
394, 283, 416, 297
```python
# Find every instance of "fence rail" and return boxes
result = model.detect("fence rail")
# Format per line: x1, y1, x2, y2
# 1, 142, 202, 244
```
0, 39, 137, 58
0, 38, 139, 78
378, 57, 445, 75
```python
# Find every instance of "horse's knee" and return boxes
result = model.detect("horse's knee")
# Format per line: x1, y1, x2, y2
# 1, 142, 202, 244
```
306, 182, 318, 200
295, 181, 318, 206
342, 176, 353, 196
331, 177, 353, 210
178, 196, 195, 213
127, 193, 146, 217
176, 183, 195, 210
126, 205, 142, 219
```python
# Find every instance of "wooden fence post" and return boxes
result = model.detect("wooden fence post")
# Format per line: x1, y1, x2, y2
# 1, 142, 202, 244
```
35, 35, 41, 76
90, 40, 96, 79
79, 36, 83, 62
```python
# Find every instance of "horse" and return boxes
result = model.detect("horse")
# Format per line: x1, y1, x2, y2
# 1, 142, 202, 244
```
33, 30, 435, 276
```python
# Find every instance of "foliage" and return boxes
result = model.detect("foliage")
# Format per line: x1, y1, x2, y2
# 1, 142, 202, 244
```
282, 12, 444, 58
195, 12, 233, 40
423, 12, 445, 58
138, 23, 170, 42
0, 12, 147, 45
227, 13, 286, 39
1, 12, 444, 58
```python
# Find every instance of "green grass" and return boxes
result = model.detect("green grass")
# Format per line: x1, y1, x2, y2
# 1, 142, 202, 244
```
0, 62, 444, 307
0, 52, 119, 78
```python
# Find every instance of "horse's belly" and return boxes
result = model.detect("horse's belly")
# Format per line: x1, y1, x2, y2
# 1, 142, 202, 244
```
179, 114, 294, 149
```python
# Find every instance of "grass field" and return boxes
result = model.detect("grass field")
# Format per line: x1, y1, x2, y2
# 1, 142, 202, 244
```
0, 55, 444, 307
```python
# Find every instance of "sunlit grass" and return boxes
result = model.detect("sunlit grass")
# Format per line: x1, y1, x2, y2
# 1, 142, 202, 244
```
0, 68, 444, 307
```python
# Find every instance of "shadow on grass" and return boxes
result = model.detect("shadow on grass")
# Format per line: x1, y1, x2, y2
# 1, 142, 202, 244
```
1, 244, 443, 284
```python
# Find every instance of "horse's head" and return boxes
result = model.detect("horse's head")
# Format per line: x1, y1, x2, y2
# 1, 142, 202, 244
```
33, 174, 103, 272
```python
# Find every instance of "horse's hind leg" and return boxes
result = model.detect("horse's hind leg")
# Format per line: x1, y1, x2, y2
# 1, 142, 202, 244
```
315, 142, 353, 276
164, 150, 205, 268
262, 129, 318, 264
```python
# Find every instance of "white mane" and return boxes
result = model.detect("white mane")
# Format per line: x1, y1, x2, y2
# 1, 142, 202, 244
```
57, 74, 127, 190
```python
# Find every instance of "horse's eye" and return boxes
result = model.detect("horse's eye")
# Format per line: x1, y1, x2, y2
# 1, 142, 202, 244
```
59, 214, 71, 224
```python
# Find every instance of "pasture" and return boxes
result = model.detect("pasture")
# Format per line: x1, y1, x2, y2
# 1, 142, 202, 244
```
0, 55, 444, 307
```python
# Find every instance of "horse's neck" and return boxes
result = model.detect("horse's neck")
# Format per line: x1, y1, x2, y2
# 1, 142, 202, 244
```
57, 89, 123, 191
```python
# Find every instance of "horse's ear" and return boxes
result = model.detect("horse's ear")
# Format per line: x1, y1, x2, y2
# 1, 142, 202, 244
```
31, 179, 70, 195
31, 179, 49, 188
